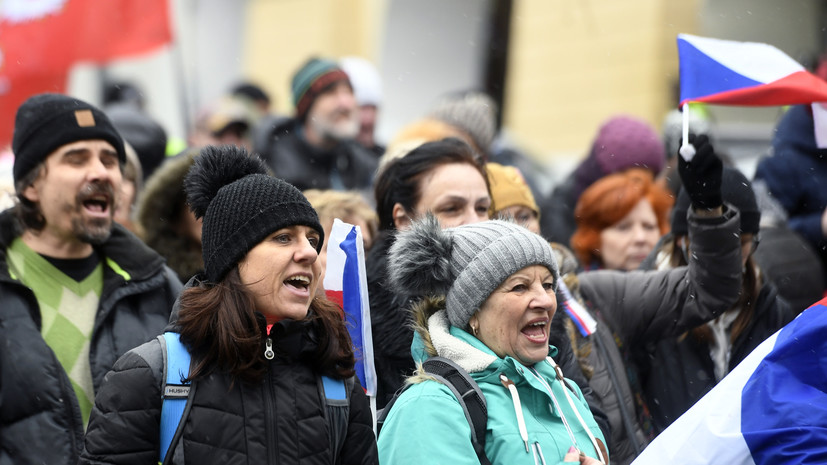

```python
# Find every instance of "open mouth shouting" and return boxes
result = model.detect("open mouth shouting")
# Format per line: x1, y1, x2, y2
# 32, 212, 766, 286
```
78, 184, 115, 219
521, 318, 549, 344
284, 273, 313, 297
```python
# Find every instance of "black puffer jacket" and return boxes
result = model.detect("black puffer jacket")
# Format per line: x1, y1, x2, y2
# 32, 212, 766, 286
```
80, 316, 378, 465
262, 119, 377, 192
366, 232, 416, 409
635, 273, 793, 432
556, 205, 744, 465
0, 209, 181, 465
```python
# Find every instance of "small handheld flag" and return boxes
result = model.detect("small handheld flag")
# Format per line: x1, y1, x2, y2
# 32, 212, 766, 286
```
676, 33, 827, 157
323, 219, 377, 398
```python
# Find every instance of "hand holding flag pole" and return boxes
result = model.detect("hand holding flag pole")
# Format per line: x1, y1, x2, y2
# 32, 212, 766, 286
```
679, 103, 696, 162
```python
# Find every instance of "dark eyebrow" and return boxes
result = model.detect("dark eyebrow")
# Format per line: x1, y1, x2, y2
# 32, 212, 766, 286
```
61, 148, 91, 157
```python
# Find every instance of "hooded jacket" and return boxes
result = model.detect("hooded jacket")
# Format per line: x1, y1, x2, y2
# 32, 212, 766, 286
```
0, 209, 181, 465
137, 150, 203, 283
377, 298, 607, 465
80, 295, 378, 465
367, 232, 612, 442
262, 118, 377, 192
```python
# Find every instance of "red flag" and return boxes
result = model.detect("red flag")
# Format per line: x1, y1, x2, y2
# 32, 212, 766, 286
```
0, 72, 68, 151
0, 0, 172, 148
0, 0, 172, 77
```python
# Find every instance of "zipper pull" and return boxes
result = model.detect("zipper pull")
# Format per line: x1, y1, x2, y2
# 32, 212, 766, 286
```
264, 337, 274, 360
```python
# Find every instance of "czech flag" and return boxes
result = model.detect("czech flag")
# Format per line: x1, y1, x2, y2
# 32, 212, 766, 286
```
323, 219, 377, 397
558, 281, 597, 337
678, 34, 827, 107
632, 298, 827, 465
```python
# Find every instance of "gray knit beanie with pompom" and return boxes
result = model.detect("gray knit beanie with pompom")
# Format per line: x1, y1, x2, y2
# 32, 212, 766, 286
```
387, 216, 559, 329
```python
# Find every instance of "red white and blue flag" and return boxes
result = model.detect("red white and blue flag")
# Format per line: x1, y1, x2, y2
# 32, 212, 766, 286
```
324, 219, 377, 397
632, 298, 827, 465
677, 33, 827, 107
558, 281, 596, 337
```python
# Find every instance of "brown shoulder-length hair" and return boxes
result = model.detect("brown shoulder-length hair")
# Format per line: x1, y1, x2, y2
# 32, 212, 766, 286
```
176, 268, 355, 384
663, 237, 762, 346
570, 168, 673, 266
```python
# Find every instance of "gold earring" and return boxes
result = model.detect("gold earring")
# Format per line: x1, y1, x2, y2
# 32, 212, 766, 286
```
471, 324, 479, 336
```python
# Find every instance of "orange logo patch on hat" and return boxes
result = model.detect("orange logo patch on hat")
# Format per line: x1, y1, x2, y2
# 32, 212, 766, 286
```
74, 109, 95, 127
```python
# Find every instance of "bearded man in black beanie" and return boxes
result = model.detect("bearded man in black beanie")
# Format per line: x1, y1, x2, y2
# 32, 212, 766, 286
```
0, 93, 182, 465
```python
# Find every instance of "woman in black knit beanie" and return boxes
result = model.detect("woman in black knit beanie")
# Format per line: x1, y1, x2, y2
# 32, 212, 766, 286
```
80, 145, 378, 465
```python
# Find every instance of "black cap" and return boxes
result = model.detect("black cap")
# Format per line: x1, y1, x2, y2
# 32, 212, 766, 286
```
12, 93, 125, 182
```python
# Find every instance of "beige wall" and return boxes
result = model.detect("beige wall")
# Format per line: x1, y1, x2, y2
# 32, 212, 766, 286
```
504, 0, 700, 163
243, 0, 386, 115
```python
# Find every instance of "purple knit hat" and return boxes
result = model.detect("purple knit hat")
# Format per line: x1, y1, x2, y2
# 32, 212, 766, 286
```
574, 115, 665, 198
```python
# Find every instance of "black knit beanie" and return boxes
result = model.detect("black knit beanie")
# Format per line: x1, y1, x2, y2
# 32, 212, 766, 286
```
671, 166, 760, 235
12, 93, 126, 182
185, 145, 324, 283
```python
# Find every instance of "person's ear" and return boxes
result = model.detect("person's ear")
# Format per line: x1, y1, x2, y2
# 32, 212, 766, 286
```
22, 183, 40, 203
392, 203, 411, 230
468, 315, 480, 337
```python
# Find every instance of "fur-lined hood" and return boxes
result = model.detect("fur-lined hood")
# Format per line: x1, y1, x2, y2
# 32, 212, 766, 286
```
136, 149, 203, 283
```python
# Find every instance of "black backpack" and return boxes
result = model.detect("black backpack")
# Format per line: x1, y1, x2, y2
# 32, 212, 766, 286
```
376, 356, 492, 465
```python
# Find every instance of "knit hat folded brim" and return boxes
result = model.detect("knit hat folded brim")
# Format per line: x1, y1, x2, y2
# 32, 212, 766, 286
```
13, 93, 126, 182
388, 217, 558, 330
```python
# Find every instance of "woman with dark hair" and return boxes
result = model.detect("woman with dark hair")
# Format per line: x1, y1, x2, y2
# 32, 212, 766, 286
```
636, 165, 794, 433
80, 146, 377, 464
571, 168, 673, 271
368, 137, 491, 408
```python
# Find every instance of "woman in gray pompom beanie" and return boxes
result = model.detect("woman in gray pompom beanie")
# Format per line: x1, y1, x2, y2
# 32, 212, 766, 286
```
378, 215, 608, 465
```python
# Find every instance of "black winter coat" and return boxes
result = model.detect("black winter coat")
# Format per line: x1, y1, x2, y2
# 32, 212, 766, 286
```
262, 119, 377, 192
636, 282, 794, 432
0, 210, 181, 465
80, 317, 378, 465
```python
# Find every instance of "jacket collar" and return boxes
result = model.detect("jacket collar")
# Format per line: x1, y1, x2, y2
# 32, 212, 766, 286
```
0, 209, 165, 283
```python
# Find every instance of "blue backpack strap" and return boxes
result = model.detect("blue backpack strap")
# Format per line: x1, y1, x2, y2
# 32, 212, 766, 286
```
320, 375, 350, 464
322, 375, 347, 400
159, 332, 192, 463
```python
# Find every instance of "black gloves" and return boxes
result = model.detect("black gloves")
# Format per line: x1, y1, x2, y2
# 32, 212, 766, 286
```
678, 134, 723, 210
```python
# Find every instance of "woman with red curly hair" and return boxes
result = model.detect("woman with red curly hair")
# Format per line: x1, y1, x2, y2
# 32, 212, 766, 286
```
571, 168, 673, 271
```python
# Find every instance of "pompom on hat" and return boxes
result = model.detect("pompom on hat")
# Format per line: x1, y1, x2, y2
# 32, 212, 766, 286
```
387, 216, 558, 330
185, 145, 324, 282
12, 93, 125, 182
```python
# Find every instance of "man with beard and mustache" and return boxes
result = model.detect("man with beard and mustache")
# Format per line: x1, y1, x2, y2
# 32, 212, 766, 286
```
261, 57, 377, 192
0, 93, 183, 465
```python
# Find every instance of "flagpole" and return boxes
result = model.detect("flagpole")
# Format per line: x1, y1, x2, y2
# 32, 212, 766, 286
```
679, 102, 696, 162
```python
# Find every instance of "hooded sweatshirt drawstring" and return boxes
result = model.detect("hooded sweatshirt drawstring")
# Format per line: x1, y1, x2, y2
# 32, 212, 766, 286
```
529, 357, 607, 464
500, 374, 530, 453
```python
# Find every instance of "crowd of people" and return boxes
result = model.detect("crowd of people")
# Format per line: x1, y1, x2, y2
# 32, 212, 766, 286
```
0, 54, 824, 465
